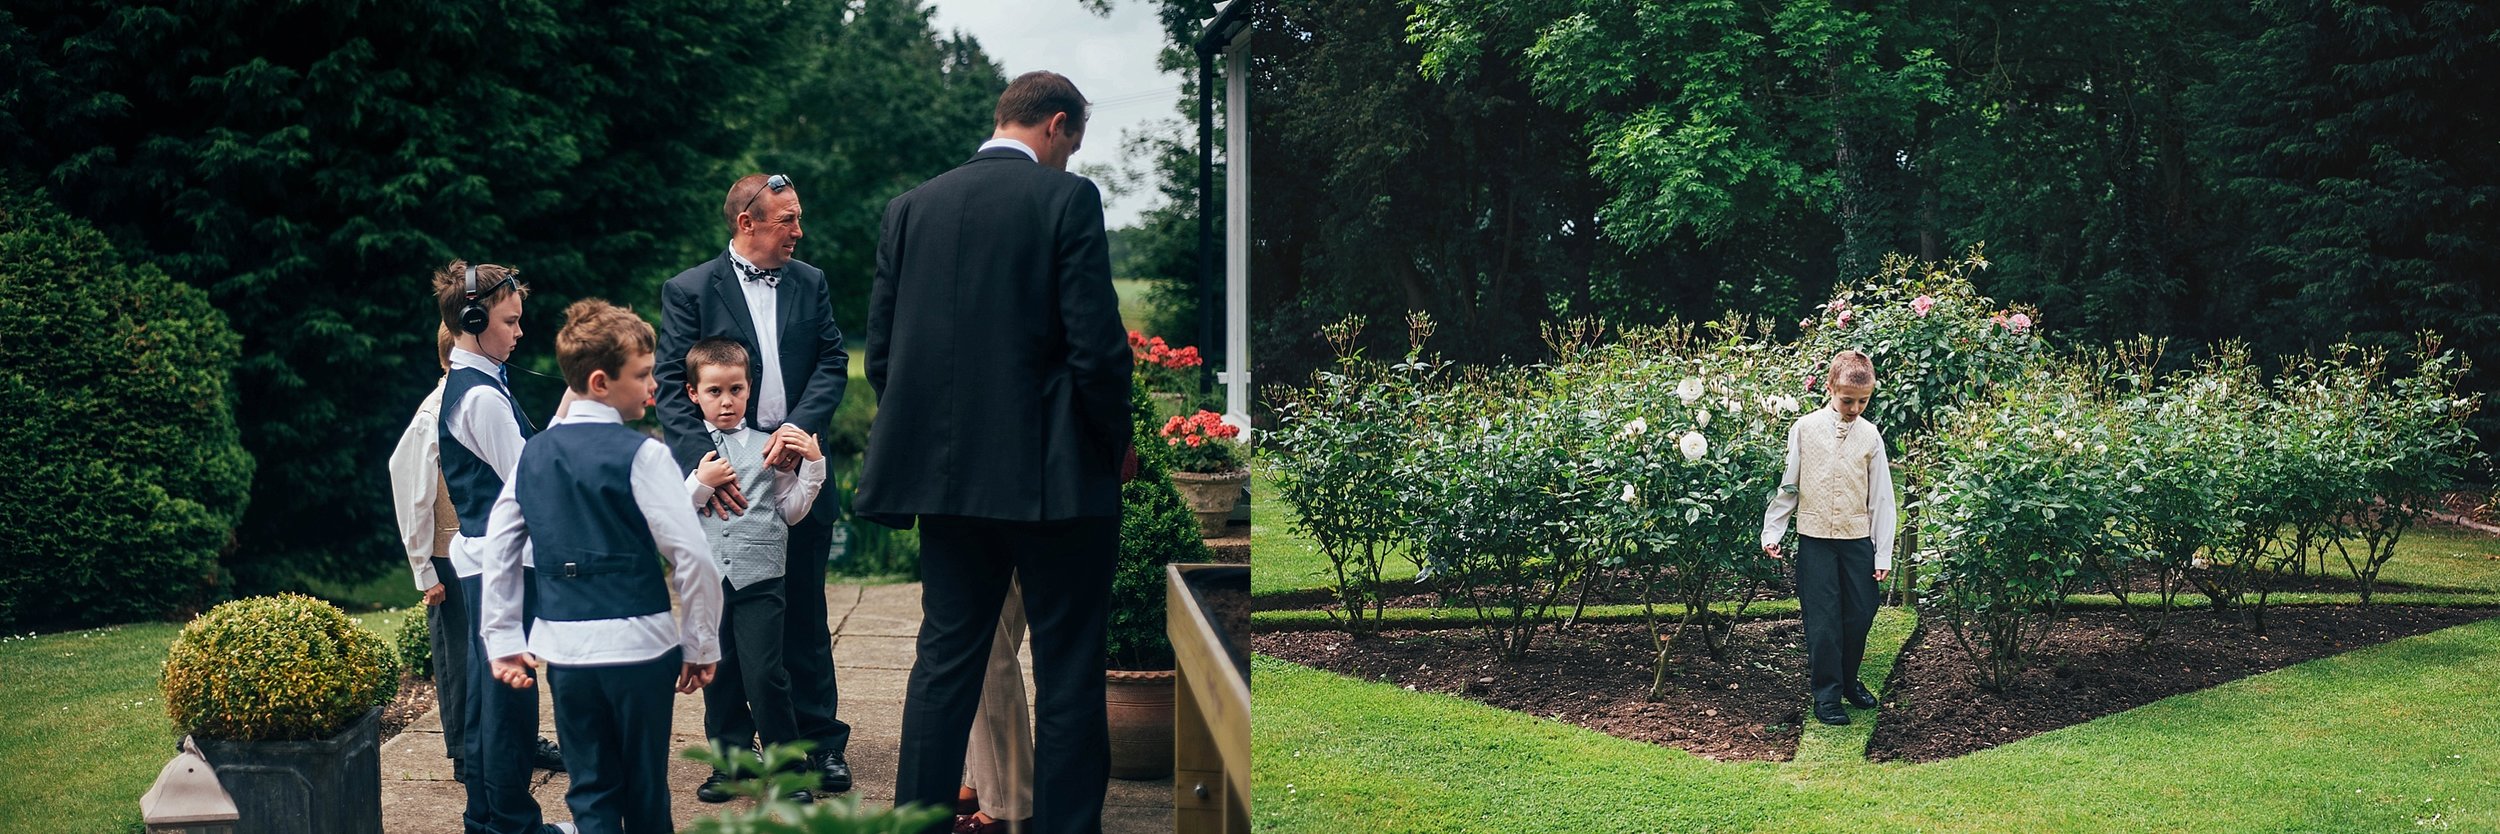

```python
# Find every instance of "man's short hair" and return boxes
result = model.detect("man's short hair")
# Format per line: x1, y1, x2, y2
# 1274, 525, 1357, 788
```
994, 70, 1089, 134
1828, 350, 1878, 388
432, 260, 529, 335
555, 298, 656, 394
686, 337, 751, 384
722, 173, 801, 231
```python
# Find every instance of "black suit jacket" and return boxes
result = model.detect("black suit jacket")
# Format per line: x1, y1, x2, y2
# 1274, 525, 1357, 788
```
855, 148, 1131, 527
655, 251, 849, 526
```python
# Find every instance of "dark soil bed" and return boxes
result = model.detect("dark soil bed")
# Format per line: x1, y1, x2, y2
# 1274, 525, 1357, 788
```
1256, 568, 1794, 614
2103, 569, 2460, 597
1253, 619, 1812, 761
381, 675, 435, 742
1868, 605, 2497, 762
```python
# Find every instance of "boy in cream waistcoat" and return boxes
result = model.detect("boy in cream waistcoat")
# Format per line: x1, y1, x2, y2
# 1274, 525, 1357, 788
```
1761, 350, 1896, 726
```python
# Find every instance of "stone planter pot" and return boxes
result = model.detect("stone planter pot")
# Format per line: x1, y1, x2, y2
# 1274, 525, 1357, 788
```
193, 707, 383, 834
1168, 470, 1250, 538
1105, 668, 1176, 780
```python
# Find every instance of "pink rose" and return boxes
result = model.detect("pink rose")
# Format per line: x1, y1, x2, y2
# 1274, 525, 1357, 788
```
2009, 312, 2032, 332
1911, 295, 1935, 317
1836, 309, 1854, 327
1826, 298, 1848, 313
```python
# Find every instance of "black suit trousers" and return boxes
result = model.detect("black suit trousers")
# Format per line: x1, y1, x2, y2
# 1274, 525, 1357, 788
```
896, 514, 1117, 834
1797, 535, 1880, 707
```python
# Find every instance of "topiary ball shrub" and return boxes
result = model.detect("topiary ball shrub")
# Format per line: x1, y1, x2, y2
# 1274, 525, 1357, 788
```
0, 176, 252, 629
162, 594, 400, 741
392, 604, 431, 678
1108, 384, 1213, 671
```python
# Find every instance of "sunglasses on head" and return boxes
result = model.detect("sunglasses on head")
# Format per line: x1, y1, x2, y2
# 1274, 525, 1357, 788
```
739, 173, 793, 223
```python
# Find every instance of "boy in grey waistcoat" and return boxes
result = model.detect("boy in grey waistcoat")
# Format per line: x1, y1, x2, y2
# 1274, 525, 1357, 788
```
680, 337, 828, 802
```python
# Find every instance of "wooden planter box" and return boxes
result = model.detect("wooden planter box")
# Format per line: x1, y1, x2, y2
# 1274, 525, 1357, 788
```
1167, 563, 1250, 833
194, 707, 383, 834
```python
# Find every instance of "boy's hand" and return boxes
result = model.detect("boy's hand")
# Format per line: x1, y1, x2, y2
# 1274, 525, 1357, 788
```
1119, 443, 1139, 484
422, 583, 447, 606
696, 451, 738, 489
706, 482, 749, 519
1874, 569, 1890, 582
676, 661, 717, 694
490, 654, 539, 690
1763, 544, 1783, 560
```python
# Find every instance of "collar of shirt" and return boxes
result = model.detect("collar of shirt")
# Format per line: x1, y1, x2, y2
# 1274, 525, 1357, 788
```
979, 137, 1039, 162
448, 346, 503, 377
559, 400, 624, 426
712, 421, 752, 438
724, 245, 770, 275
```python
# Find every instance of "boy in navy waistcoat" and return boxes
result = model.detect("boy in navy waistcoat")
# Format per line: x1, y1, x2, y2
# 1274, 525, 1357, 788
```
679, 337, 828, 803
430, 261, 569, 834
480, 299, 724, 834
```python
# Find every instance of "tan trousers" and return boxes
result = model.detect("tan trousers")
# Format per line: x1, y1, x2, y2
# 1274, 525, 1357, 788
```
965, 574, 1033, 819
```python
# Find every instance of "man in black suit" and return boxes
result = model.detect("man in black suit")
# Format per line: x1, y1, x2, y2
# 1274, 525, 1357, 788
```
860, 71, 1132, 834
654, 173, 855, 794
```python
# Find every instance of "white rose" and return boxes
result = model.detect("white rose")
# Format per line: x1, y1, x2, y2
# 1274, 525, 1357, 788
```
1760, 395, 1781, 414
1779, 395, 1801, 414
1679, 431, 1709, 460
1621, 482, 1637, 503
1695, 409, 1711, 428
2053, 427, 2069, 441
1622, 417, 1649, 438
1677, 377, 1705, 405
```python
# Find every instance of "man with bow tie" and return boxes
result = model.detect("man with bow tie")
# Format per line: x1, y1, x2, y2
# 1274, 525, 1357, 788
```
656, 173, 856, 794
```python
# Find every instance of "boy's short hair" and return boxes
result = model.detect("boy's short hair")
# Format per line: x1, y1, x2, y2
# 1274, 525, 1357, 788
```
435, 324, 454, 372
555, 298, 656, 394
432, 260, 529, 334
1827, 350, 1877, 388
994, 70, 1089, 134
685, 337, 751, 385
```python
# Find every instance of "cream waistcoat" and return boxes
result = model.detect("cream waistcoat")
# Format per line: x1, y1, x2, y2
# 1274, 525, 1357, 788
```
1796, 417, 1879, 540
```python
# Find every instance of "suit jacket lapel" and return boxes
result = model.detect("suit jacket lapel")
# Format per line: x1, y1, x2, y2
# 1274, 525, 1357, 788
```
708, 253, 760, 350
774, 276, 803, 379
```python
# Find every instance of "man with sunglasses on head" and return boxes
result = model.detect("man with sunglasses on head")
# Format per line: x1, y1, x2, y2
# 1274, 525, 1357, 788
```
655, 173, 856, 796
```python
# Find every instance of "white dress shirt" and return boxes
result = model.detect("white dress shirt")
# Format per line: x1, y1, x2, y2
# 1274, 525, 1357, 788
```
978, 136, 1039, 162
1760, 406, 1899, 570
681, 422, 830, 524
723, 247, 788, 429
443, 346, 531, 578
476, 400, 724, 667
386, 378, 448, 591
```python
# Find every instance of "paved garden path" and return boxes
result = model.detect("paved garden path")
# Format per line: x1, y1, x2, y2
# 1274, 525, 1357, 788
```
376, 582, 1173, 832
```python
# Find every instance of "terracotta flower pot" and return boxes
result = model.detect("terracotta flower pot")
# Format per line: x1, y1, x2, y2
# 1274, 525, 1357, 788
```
1168, 469, 1250, 538
1105, 668, 1176, 780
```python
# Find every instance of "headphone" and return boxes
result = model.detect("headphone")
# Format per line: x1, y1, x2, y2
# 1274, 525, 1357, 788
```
458, 263, 515, 335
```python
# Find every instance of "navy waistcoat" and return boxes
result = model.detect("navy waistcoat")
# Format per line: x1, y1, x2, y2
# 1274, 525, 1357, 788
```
438, 367, 534, 537
515, 422, 672, 622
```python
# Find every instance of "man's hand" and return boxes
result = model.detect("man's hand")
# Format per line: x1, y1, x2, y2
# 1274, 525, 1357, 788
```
490, 654, 539, 690
676, 661, 717, 694
1874, 568, 1890, 582
763, 425, 821, 470
422, 583, 447, 607
705, 481, 750, 519
1119, 443, 1139, 484
696, 451, 738, 489
1763, 543, 1783, 560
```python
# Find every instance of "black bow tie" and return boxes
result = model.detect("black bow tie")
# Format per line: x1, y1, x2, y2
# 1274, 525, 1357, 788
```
734, 260, 781, 288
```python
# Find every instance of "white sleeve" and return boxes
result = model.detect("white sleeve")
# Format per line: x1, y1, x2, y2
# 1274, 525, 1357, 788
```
774, 456, 828, 526
476, 474, 532, 661
684, 469, 717, 509
634, 440, 723, 665
1761, 417, 1802, 548
1869, 430, 1897, 571
450, 385, 527, 482
386, 390, 443, 592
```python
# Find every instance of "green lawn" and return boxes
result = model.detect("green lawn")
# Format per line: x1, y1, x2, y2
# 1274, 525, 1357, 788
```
1112, 278, 1155, 333
0, 608, 412, 833
1254, 613, 2500, 832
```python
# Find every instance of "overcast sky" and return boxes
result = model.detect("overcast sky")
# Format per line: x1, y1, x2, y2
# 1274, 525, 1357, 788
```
926, 0, 1187, 230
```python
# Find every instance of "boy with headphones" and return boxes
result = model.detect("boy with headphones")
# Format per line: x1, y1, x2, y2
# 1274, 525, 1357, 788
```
431, 260, 571, 834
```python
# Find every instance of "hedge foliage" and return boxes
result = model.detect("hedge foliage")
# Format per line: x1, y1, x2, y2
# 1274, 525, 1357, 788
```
1109, 384, 1214, 670
0, 178, 252, 628
161, 594, 399, 741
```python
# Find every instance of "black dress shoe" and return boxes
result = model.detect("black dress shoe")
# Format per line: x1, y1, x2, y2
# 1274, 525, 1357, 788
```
696, 770, 735, 804
533, 736, 567, 772
812, 749, 853, 793
1844, 681, 1879, 709
1813, 701, 1851, 726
